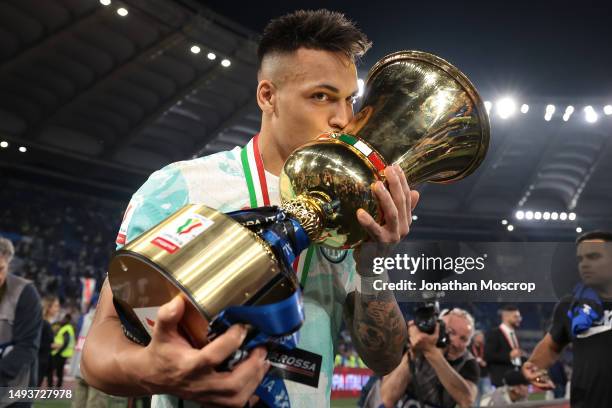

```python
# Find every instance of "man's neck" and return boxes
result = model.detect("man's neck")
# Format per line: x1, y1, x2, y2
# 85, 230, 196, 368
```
501, 322, 515, 331
258, 128, 287, 177
597, 285, 612, 301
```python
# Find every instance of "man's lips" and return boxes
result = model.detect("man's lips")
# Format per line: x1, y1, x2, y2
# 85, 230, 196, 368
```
580, 271, 594, 278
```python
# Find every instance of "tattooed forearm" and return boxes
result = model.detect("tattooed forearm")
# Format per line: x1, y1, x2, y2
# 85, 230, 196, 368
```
344, 290, 407, 375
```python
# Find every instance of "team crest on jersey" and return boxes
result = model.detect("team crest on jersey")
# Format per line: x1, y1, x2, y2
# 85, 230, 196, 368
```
320, 247, 348, 264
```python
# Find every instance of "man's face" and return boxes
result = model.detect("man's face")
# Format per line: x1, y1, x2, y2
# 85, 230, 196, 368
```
509, 384, 529, 401
577, 240, 612, 288
50, 299, 60, 320
472, 332, 484, 346
442, 315, 472, 359
261, 48, 359, 157
0, 256, 9, 287
503, 310, 522, 329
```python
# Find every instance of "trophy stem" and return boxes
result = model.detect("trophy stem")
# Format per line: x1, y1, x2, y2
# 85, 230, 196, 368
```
280, 193, 331, 242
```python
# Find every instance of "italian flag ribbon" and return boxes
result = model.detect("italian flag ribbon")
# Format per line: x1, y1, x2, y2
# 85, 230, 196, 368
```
319, 133, 386, 172
241, 134, 315, 288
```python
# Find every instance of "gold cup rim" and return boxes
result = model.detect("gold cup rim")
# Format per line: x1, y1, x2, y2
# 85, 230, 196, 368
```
365, 50, 491, 184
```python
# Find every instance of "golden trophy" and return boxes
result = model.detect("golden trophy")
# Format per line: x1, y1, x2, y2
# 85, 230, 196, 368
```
108, 50, 490, 349
280, 50, 489, 248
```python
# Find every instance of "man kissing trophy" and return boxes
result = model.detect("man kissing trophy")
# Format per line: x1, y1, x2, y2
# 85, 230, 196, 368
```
107, 50, 490, 407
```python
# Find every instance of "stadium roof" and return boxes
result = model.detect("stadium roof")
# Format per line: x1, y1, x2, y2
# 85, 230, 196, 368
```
1, 0, 611, 240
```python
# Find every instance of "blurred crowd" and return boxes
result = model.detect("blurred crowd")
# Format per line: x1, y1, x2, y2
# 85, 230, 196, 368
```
0, 179, 123, 304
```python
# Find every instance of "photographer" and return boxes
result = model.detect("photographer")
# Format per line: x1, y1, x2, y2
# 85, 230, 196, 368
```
380, 308, 479, 408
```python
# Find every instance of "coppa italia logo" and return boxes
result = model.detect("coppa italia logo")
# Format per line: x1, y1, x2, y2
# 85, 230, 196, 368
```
151, 213, 214, 254
177, 218, 204, 235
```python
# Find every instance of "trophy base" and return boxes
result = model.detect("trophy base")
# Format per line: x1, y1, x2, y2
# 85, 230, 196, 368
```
108, 204, 296, 348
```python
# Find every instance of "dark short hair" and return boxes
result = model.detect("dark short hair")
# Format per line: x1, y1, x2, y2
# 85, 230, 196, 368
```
500, 304, 519, 312
257, 9, 371, 68
576, 230, 612, 244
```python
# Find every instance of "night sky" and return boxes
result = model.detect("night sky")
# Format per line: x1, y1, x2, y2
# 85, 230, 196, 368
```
196, 0, 612, 101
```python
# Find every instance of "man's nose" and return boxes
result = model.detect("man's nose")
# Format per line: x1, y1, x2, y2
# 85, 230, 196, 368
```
329, 103, 353, 131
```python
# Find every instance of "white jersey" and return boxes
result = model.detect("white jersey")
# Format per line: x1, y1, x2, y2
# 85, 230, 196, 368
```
116, 143, 357, 408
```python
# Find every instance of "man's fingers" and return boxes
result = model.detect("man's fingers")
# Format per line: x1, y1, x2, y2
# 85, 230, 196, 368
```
395, 165, 414, 215
153, 295, 185, 340
396, 164, 410, 193
193, 324, 248, 369
373, 181, 399, 236
410, 190, 420, 211
193, 348, 269, 406
229, 347, 270, 394
386, 166, 407, 227
357, 208, 385, 241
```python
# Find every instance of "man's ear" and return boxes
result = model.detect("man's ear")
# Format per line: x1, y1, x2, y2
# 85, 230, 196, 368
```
257, 79, 276, 115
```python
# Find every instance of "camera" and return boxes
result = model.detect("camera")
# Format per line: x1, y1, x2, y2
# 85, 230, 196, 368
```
413, 301, 448, 348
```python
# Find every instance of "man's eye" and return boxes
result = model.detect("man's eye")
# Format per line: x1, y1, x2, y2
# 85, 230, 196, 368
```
313, 93, 329, 101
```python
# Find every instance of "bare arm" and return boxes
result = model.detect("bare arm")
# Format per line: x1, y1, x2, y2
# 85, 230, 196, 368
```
380, 352, 411, 408
346, 165, 418, 375
80, 280, 150, 395
528, 333, 564, 369
343, 289, 407, 375
81, 279, 269, 406
521, 333, 564, 389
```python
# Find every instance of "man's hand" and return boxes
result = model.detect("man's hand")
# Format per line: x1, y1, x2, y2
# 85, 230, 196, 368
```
510, 349, 523, 359
133, 296, 269, 406
357, 165, 419, 244
521, 361, 554, 390
343, 165, 419, 374
407, 320, 439, 355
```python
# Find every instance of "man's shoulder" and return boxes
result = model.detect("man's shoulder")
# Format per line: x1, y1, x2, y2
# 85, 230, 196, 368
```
8, 274, 37, 299
7, 273, 32, 287
117, 146, 245, 248
16, 280, 41, 310
552, 295, 573, 315
157, 147, 243, 181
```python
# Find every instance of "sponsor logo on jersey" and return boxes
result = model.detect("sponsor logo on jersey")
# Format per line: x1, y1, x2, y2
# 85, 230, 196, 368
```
320, 247, 348, 264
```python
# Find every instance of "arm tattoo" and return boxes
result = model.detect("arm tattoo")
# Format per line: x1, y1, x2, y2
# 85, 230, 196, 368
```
344, 290, 407, 374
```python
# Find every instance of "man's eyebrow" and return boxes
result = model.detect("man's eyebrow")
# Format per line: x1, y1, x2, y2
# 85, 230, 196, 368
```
313, 84, 359, 97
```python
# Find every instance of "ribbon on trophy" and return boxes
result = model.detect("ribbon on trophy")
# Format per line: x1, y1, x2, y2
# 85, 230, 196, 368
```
226, 136, 320, 407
